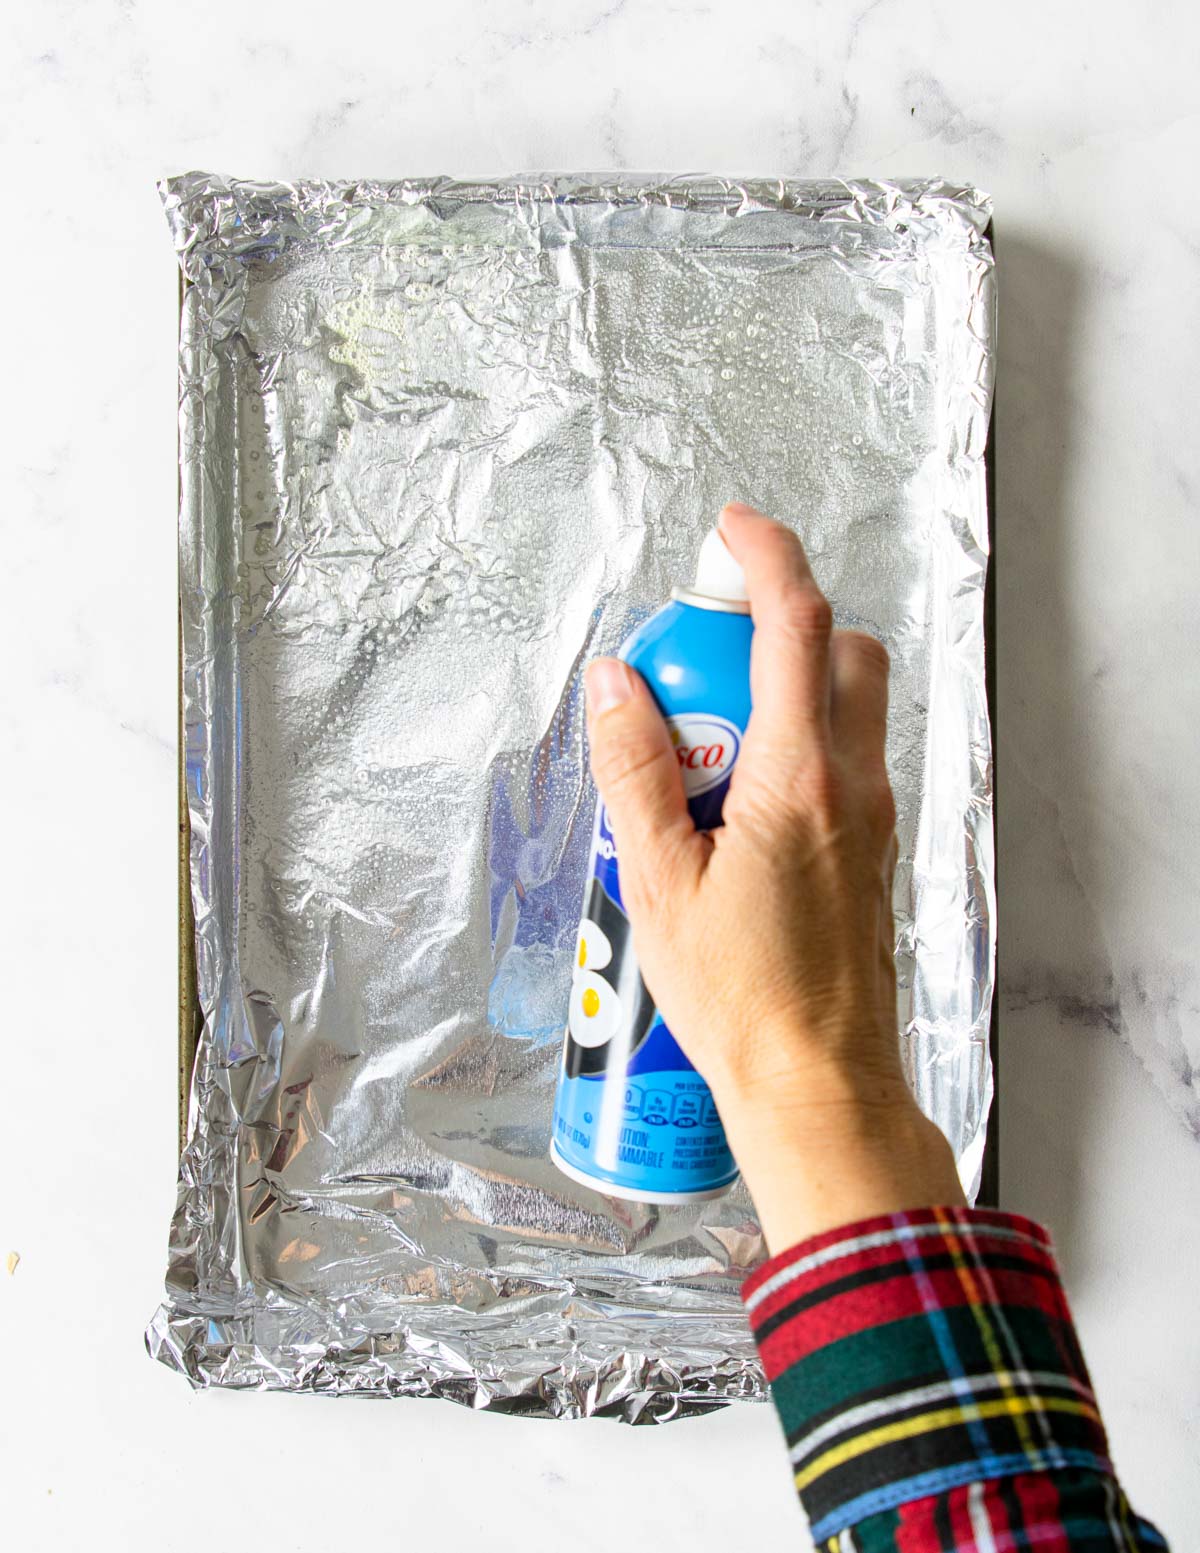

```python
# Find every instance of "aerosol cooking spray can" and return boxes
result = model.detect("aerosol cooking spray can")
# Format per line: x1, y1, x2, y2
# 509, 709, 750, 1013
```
550, 528, 753, 1202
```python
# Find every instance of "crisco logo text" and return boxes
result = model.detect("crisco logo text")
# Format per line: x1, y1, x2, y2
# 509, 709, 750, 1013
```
666, 714, 742, 797
675, 741, 729, 772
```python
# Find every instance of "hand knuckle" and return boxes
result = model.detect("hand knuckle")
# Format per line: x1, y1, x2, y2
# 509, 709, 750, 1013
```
841, 630, 890, 676
868, 776, 897, 835
795, 752, 842, 823
591, 730, 665, 798
780, 583, 833, 642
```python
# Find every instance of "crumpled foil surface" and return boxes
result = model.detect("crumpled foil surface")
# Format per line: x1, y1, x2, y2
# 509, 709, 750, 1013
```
148, 173, 996, 1416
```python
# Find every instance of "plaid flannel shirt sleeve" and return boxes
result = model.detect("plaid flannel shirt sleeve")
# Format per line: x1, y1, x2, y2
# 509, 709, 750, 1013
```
742, 1207, 1167, 1551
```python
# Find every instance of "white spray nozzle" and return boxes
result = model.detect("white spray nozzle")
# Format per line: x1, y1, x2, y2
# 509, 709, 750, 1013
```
693, 526, 748, 603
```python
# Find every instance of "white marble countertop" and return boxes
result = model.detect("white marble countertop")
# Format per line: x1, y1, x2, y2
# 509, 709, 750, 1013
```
4, 2, 1198, 1548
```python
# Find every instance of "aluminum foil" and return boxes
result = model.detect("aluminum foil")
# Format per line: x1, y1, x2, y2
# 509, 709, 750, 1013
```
148, 173, 996, 1414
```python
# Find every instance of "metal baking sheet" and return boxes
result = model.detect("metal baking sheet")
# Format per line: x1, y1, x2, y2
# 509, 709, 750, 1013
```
147, 173, 997, 1414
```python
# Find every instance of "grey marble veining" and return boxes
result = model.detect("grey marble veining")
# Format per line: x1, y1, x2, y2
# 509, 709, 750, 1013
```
998, 231, 1200, 1141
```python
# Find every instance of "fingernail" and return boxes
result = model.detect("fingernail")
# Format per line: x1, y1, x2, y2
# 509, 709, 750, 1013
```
585, 659, 633, 718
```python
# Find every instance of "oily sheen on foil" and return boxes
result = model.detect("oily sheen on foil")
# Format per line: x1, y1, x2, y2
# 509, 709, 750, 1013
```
148, 174, 996, 1415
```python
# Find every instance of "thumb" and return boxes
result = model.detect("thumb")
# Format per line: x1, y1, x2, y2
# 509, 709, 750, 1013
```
584, 659, 704, 894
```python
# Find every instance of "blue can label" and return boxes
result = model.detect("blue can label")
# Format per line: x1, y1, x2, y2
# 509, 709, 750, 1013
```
551, 712, 741, 1198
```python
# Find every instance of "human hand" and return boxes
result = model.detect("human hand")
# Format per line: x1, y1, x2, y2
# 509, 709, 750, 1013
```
583, 503, 964, 1251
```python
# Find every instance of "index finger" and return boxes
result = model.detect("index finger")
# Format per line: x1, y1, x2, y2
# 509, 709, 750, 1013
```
718, 502, 833, 749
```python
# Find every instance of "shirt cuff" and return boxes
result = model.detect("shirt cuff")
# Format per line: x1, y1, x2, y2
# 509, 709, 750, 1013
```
742, 1206, 1113, 1544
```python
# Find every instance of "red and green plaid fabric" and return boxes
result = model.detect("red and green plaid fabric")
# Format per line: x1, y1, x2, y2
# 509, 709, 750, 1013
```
742, 1207, 1166, 1550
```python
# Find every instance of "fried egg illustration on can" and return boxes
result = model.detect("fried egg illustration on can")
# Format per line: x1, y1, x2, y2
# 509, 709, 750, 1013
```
563, 878, 656, 1079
